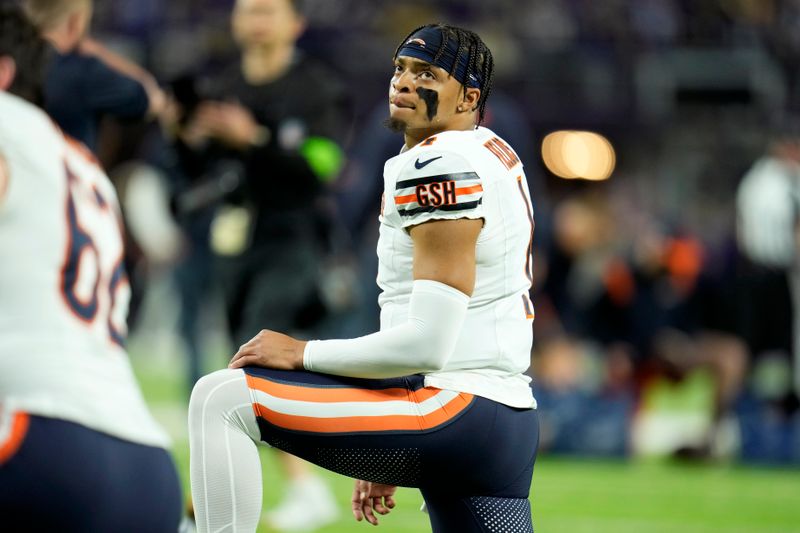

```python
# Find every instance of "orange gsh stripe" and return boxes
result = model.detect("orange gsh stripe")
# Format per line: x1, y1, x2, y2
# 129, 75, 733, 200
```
455, 184, 483, 196
395, 193, 417, 205
396, 184, 483, 206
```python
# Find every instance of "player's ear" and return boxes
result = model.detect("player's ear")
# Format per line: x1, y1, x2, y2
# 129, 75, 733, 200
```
66, 7, 90, 46
461, 87, 480, 113
290, 14, 306, 40
0, 56, 16, 92
287, 0, 306, 40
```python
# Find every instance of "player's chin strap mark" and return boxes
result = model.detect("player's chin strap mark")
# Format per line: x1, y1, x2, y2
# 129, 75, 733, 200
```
416, 88, 439, 121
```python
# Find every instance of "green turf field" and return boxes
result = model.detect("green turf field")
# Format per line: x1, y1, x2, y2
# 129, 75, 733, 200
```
134, 359, 800, 533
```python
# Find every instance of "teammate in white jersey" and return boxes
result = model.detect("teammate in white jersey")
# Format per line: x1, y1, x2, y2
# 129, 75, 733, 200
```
189, 23, 539, 532
0, 7, 182, 531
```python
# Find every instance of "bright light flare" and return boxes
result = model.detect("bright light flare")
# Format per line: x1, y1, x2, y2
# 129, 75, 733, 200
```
541, 130, 616, 181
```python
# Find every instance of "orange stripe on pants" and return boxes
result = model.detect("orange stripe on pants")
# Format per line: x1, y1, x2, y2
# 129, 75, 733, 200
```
0, 412, 30, 465
251, 391, 474, 433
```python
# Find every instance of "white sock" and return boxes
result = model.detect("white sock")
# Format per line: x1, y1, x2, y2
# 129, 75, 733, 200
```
189, 369, 263, 533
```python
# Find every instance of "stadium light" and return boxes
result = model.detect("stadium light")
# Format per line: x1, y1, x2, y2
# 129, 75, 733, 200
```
541, 130, 616, 181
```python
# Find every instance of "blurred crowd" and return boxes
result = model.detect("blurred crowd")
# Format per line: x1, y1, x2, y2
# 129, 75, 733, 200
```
16, 0, 800, 466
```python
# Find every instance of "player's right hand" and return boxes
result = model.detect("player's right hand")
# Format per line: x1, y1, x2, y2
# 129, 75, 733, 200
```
352, 479, 396, 526
228, 329, 306, 370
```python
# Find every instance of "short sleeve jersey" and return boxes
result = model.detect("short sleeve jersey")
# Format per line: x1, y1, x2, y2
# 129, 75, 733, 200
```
0, 92, 169, 447
377, 126, 537, 408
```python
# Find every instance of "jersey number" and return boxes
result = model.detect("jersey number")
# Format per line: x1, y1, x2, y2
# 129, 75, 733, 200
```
60, 163, 127, 347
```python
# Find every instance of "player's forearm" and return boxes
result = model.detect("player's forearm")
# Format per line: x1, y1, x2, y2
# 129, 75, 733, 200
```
81, 37, 152, 84
304, 280, 469, 378
80, 37, 165, 117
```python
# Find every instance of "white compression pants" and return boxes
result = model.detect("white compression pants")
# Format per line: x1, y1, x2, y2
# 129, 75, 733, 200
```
188, 369, 264, 533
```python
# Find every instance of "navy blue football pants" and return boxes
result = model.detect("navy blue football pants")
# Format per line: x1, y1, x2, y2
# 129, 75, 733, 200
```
243, 368, 539, 532
0, 414, 182, 532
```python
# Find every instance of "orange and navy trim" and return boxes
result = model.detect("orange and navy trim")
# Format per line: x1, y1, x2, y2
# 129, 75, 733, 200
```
0, 410, 30, 466
64, 135, 101, 168
521, 293, 535, 320
419, 136, 438, 147
516, 176, 535, 282
59, 162, 100, 323
395, 172, 483, 218
244, 372, 474, 435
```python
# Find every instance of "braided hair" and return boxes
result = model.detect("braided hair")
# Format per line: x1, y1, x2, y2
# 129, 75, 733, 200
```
394, 23, 494, 124
0, 4, 49, 105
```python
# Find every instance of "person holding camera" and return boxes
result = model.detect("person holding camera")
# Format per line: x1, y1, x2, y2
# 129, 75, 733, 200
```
166, 0, 350, 530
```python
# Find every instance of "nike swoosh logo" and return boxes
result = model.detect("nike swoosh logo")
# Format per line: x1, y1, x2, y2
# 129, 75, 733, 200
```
414, 156, 442, 169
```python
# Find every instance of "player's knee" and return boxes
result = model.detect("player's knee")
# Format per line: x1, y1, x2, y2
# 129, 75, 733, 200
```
188, 369, 243, 426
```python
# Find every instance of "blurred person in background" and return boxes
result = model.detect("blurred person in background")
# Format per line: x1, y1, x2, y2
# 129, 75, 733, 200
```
164, 0, 349, 529
736, 115, 800, 413
24, 0, 169, 329
628, 225, 748, 459
23, 0, 166, 152
188, 22, 539, 533
0, 6, 182, 531
538, 191, 748, 458
533, 192, 637, 457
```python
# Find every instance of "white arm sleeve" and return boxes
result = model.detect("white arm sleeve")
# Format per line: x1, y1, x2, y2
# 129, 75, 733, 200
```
304, 279, 469, 378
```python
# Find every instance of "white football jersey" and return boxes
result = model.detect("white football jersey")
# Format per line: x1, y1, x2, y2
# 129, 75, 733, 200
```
378, 126, 537, 408
0, 92, 169, 447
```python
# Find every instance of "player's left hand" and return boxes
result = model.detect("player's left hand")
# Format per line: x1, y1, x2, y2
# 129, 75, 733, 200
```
352, 479, 397, 526
228, 329, 306, 370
